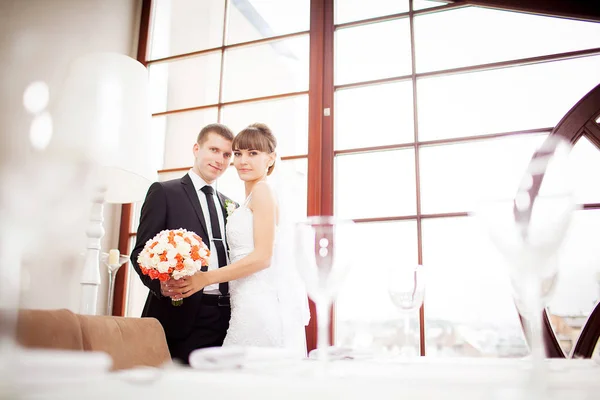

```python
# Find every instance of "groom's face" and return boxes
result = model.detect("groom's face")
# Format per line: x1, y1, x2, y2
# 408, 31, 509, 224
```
192, 132, 233, 184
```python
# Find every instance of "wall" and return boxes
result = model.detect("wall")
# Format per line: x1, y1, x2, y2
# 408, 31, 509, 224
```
0, 0, 141, 314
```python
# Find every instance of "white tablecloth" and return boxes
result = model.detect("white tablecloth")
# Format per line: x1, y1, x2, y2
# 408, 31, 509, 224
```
7, 354, 600, 400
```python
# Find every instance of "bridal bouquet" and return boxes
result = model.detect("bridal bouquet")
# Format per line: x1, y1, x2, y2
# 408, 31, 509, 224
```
137, 229, 210, 306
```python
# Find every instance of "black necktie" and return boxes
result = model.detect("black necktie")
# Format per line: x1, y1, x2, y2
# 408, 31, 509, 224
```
200, 185, 228, 295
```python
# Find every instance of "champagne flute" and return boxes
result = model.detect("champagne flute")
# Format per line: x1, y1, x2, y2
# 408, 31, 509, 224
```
476, 135, 577, 391
100, 252, 130, 315
388, 264, 425, 357
294, 216, 356, 365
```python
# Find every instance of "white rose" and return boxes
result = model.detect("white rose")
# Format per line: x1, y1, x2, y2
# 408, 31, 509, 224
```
183, 258, 196, 271
138, 254, 149, 267
199, 247, 209, 259
148, 255, 160, 268
176, 242, 191, 255
153, 242, 166, 254
171, 270, 184, 280
156, 261, 171, 273
166, 248, 179, 261
228, 204, 235, 214
187, 236, 199, 247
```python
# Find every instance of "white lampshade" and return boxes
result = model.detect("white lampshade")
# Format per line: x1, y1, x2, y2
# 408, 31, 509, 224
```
53, 52, 156, 203
50, 52, 159, 315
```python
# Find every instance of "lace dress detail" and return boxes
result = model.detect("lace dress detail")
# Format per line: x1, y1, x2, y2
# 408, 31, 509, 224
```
222, 194, 284, 347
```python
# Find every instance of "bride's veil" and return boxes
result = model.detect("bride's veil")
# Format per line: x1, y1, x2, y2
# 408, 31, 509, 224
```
268, 155, 311, 355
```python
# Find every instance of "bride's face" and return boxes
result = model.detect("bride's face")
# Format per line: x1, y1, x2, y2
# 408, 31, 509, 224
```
233, 148, 274, 182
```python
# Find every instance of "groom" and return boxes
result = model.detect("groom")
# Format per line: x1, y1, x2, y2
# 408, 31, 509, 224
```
131, 123, 238, 364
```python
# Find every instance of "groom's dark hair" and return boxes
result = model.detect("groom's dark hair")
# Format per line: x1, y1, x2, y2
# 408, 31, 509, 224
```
197, 123, 234, 145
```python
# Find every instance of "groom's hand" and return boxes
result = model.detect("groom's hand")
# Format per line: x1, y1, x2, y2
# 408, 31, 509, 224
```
160, 278, 186, 298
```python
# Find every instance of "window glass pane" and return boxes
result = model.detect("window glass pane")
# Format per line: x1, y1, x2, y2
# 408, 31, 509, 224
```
335, 81, 414, 150
221, 95, 308, 156
148, 118, 169, 172
335, 221, 418, 351
132, 171, 189, 235
335, 0, 409, 24
149, 0, 225, 60
422, 217, 528, 357
570, 136, 600, 205
216, 158, 308, 216
415, 7, 600, 73
126, 237, 149, 317
419, 135, 547, 214
131, 172, 184, 235
222, 35, 309, 102
280, 158, 309, 221
149, 53, 221, 113
226, 0, 310, 45
547, 209, 600, 356
417, 56, 600, 141
215, 164, 245, 204
158, 170, 188, 181
413, 0, 449, 11
154, 108, 219, 170
335, 19, 412, 86
335, 149, 416, 219
131, 201, 143, 234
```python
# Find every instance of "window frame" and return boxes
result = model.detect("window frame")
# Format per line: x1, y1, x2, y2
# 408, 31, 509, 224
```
115, 0, 600, 357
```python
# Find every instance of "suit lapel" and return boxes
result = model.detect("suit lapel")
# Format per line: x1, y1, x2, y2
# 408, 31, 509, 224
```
180, 174, 209, 238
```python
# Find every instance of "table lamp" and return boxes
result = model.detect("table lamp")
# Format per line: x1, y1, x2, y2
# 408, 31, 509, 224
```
54, 52, 157, 315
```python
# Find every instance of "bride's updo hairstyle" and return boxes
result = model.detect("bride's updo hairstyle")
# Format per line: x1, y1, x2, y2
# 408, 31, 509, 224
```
232, 123, 277, 176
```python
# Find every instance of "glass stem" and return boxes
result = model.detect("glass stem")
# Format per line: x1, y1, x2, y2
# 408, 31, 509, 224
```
316, 300, 330, 362
403, 313, 411, 353
525, 273, 547, 393
106, 269, 117, 316
527, 276, 544, 359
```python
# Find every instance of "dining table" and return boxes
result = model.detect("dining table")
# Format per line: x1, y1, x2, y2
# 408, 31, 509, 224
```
7, 348, 600, 400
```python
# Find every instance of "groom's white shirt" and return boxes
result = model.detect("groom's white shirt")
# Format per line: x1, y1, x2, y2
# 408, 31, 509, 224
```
188, 169, 228, 295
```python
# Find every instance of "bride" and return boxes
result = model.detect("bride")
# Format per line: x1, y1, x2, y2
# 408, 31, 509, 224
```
172, 123, 309, 354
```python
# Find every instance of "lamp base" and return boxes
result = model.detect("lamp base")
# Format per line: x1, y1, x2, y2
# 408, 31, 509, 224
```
80, 185, 106, 315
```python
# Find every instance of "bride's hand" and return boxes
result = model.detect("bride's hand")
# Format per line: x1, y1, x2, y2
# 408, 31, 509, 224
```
172, 272, 210, 298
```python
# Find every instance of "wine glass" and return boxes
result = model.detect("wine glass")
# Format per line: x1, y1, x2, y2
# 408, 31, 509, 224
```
387, 264, 425, 357
294, 216, 357, 364
100, 252, 130, 315
475, 135, 577, 389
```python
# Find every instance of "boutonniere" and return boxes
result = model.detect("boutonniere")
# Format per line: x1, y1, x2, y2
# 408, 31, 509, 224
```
225, 199, 237, 217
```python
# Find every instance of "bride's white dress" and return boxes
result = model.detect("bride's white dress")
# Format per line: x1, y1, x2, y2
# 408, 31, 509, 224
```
223, 193, 306, 351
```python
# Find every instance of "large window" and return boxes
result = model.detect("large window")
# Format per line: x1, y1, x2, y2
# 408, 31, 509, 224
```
330, 0, 600, 358
123, 0, 310, 318
121, 0, 600, 358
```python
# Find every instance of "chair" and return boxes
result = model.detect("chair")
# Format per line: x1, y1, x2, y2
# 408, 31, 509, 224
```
14, 309, 171, 370
570, 301, 600, 359
518, 82, 600, 359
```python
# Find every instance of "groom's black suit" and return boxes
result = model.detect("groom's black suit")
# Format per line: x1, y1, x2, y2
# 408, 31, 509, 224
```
131, 173, 236, 364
